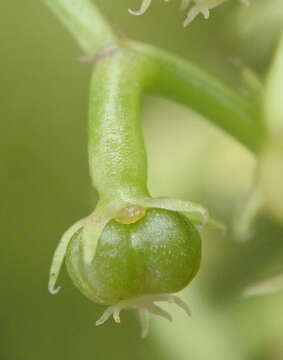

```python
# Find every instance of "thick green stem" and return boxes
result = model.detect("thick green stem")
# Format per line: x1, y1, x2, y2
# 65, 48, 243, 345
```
132, 42, 262, 154
88, 48, 155, 205
43, 0, 263, 155
44, 0, 117, 55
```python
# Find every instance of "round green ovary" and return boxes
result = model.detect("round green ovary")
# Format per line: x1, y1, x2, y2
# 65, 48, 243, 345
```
66, 208, 201, 305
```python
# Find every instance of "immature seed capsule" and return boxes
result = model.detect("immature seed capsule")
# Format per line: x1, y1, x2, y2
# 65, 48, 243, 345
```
65, 207, 201, 325
48, 48, 215, 336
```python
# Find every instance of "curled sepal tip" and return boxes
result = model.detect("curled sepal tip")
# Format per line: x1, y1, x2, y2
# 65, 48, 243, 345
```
48, 218, 87, 295
183, 3, 210, 27
95, 293, 191, 337
128, 0, 152, 16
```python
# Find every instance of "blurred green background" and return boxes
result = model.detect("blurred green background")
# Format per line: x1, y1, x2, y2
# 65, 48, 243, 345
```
1, 1, 283, 359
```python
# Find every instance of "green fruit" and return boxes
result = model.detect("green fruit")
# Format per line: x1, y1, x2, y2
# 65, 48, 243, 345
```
66, 208, 201, 306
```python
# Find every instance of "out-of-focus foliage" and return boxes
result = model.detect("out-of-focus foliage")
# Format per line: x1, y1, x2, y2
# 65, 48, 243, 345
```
1, 1, 283, 359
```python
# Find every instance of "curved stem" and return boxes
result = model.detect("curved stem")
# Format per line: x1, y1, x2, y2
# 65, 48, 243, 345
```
88, 48, 155, 204
132, 42, 263, 154
44, 0, 117, 55
43, 0, 263, 154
